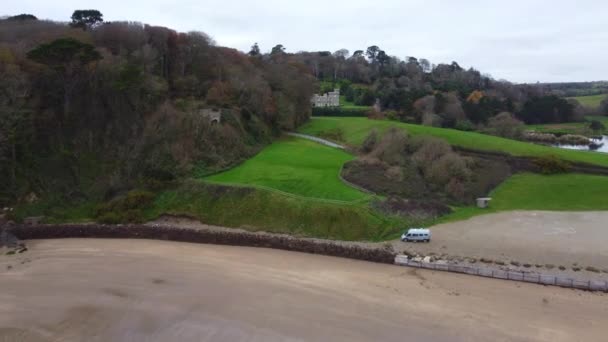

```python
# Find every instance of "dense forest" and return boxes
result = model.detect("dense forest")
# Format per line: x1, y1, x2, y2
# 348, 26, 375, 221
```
0, 12, 314, 206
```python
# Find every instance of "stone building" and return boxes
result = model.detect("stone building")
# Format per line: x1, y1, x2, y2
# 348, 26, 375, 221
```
199, 108, 221, 124
311, 89, 340, 107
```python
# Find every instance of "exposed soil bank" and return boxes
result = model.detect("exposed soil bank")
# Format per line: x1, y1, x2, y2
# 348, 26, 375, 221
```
1, 239, 607, 341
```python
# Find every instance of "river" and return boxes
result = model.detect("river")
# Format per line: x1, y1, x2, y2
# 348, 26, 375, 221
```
554, 135, 608, 153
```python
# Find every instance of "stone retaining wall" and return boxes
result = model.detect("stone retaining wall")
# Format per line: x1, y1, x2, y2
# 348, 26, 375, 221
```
4, 224, 395, 264
395, 255, 608, 292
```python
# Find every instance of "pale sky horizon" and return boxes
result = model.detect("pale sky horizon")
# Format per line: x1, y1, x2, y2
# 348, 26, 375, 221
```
4, 0, 607, 83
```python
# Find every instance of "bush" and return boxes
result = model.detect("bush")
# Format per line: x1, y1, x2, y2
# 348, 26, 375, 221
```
589, 120, 605, 132
96, 212, 122, 224
95, 190, 155, 223
361, 129, 378, 153
370, 128, 409, 165
484, 112, 524, 139
534, 155, 571, 174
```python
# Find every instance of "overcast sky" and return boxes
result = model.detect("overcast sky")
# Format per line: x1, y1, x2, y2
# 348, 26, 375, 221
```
5, 0, 607, 83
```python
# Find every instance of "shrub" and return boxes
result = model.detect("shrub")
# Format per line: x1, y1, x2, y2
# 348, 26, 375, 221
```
410, 136, 452, 171
96, 212, 122, 224
95, 190, 155, 223
484, 112, 524, 139
123, 190, 155, 209
534, 155, 571, 174
360, 129, 378, 153
454, 119, 474, 131
370, 128, 408, 165
589, 120, 605, 132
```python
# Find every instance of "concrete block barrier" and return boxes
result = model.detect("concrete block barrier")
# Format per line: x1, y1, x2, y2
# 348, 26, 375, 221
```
523, 274, 540, 283
421, 262, 435, 270
435, 264, 449, 271
573, 280, 590, 291
478, 268, 493, 277
448, 265, 468, 273
507, 271, 523, 281
465, 267, 479, 275
540, 275, 556, 285
589, 280, 607, 292
555, 277, 574, 288
392, 254, 607, 292
494, 270, 509, 279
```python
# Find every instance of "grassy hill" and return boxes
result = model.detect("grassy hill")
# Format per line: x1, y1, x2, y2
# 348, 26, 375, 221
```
442, 173, 608, 222
205, 137, 371, 203
567, 94, 606, 108
145, 181, 401, 241
298, 117, 608, 167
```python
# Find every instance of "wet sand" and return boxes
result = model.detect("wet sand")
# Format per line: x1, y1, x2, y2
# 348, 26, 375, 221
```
1, 239, 607, 341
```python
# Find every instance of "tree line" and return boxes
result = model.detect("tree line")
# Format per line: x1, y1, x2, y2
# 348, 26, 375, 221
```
264, 44, 597, 129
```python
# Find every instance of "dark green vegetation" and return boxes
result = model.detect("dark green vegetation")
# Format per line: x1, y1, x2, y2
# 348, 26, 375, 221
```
147, 182, 402, 241
0, 12, 314, 206
206, 137, 370, 202
299, 117, 608, 167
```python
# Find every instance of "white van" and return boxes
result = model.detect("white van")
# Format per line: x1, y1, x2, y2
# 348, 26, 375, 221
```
401, 228, 431, 242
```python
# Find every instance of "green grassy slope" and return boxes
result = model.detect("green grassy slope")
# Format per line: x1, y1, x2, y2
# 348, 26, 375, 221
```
145, 181, 403, 241
205, 137, 370, 202
440, 173, 608, 222
298, 117, 608, 167
567, 94, 606, 108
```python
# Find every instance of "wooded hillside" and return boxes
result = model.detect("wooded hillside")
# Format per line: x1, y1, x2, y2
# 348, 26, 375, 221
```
0, 14, 314, 205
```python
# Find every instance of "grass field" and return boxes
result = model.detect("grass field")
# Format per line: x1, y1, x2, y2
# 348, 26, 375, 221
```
440, 172, 608, 222
205, 137, 370, 202
298, 117, 608, 167
567, 94, 606, 108
527, 115, 608, 135
339, 95, 370, 111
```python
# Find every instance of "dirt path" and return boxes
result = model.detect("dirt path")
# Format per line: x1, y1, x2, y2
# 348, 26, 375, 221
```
1, 239, 607, 341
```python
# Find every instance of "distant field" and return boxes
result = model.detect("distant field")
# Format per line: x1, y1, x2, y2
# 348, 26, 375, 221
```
568, 94, 606, 108
299, 117, 608, 167
339, 95, 370, 111
441, 173, 608, 222
205, 137, 370, 202
527, 115, 608, 135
